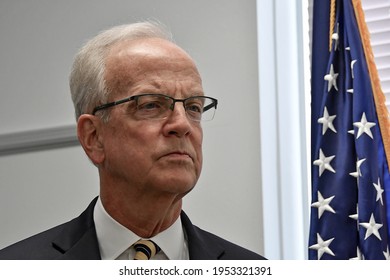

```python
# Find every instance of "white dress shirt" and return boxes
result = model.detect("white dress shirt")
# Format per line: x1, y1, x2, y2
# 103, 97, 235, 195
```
93, 197, 189, 260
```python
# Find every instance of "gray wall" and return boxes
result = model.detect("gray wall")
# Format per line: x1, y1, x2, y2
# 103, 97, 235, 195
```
0, 0, 264, 255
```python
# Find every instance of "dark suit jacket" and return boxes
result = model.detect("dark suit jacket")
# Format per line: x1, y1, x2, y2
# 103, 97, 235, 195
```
0, 197, 266, 260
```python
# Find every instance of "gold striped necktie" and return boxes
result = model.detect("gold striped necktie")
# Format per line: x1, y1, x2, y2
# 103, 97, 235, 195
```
133, 239, 161, 260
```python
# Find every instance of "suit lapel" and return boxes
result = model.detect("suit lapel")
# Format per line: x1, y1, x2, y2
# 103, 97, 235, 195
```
180, 211, 225, 260
51, 197, 101, 260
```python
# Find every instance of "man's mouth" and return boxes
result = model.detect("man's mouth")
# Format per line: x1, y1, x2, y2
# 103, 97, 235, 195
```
162, 151, 193, 161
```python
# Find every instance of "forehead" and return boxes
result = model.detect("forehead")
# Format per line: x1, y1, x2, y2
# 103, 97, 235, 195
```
104, 38, 202, 94
106, 38, 198, 71
110, 37, 188, 57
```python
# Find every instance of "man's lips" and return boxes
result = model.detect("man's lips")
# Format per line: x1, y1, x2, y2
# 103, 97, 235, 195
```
161, 151, 193, 161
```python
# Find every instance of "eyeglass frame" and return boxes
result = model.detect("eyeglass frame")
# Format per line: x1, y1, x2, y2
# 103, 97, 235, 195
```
91, 93, 218, 121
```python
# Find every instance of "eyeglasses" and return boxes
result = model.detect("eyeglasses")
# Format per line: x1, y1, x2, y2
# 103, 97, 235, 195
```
92, 93, 218, 122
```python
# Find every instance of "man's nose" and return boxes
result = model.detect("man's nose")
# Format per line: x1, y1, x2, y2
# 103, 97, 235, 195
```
163, 103, 193, 137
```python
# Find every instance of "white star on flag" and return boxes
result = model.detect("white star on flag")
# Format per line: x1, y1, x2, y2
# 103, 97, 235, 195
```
353, 112, 376, 139
359, 213, 383, 241
331, 23, 340, 50
349, 247, 363, 260
318, 106, 337, 135
350, 59, 357, 79
313, 149, 336, 176
349, 204, 358, 221
309, 233, 336, 260
373, 178, 384, 205
349, 158, 366, 179
311, 191, 336, 218
384, 247, 390, 260
324, 64, 339, 92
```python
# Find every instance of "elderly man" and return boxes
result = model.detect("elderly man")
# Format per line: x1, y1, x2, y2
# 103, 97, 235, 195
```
0, 22, 265, 260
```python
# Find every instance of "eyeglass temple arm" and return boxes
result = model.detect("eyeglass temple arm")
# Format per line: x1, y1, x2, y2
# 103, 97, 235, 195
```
203, 101, 217, 113
92, 96, 134, 115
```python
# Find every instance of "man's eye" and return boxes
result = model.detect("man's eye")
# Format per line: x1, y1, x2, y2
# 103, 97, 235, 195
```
186, 103, 202, 113
138, 101, 162, 110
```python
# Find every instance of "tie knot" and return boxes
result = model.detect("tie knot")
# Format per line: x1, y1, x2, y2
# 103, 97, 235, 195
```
133, 239, 161, 260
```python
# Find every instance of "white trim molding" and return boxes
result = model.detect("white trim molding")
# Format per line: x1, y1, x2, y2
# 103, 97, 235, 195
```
0, 125, 79, 156
257, 0, 310, 259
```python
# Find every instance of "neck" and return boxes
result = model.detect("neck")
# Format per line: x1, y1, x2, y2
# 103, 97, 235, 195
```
100, 186, 183, 238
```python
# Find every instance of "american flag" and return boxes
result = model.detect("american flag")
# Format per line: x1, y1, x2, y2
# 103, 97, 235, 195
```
308, 0, 390, 259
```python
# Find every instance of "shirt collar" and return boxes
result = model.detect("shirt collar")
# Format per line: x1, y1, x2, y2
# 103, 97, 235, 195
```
93, 197, 188, 260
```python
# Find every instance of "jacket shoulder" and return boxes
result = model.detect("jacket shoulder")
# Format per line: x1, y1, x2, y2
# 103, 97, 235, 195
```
0, 222, 70, 259
0, 198, 99, 260
194, 225, 267, 260
180, 211, 266, 260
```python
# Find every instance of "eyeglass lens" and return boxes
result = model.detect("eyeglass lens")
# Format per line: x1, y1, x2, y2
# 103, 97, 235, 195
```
134, 95, 216, 121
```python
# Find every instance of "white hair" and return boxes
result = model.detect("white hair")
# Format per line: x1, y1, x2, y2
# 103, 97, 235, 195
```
69, 21, 172, 121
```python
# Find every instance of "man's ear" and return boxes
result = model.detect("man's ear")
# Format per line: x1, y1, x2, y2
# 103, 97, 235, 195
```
77, 114, 105, 165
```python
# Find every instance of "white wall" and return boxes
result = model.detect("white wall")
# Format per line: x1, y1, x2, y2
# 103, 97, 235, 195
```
0, 0, 264, 255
